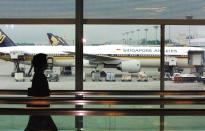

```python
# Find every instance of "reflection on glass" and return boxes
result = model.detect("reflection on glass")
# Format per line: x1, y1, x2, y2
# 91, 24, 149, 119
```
83, 25, 160, 90
0, 0, 75, 18
85, 0, 204, 19
165, 25, 205, 90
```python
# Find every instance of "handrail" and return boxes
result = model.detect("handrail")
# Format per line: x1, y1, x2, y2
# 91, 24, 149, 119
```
0, 90, 205, 96
0, 108, 205, 116
0, 97, 205, 105
0, 18, 205, 25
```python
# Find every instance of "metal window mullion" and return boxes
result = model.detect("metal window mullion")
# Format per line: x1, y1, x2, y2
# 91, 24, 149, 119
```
160, 25, 165, 93
75, 0, 83, 91
160, 24, 165, 131
1, 19, 205, 25
75, 0, 84, 131
84, 19, 205, 25
0, 19, 75, 24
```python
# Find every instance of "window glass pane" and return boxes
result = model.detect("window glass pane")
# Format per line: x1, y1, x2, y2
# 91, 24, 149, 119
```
0, 0, 75, 18
0, 115, 75, 130
165, 116, 205, 130
84, 116, 159, 131
0, 25, 75, 91
165, 25, 205, 90
83, 25, 160, 90
85, 0, 204, 19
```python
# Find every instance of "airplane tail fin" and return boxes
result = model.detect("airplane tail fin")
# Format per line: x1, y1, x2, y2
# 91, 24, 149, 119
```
0, 29, 16, 47
47, 33, 69, 46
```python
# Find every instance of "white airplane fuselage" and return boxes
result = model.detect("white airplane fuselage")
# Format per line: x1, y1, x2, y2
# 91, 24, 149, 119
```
0, 45, 203, 68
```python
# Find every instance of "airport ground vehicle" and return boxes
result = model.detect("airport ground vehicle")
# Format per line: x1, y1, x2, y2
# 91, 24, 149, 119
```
45, 69, 59, 82
14, 72, 25, 82
11, 67, 26, 77
61, 67, 72, 75
91, 71, 101, 81
47, 73, 59, 82
173, 73, 197, 83
121, 72, 132, 81
171, 73, 181, 81
137, 72, 148, 82
29, 73, 59, 82
105, 72, 116, 81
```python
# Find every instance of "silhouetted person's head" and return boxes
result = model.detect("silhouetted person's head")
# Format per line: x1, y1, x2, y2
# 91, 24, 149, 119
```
32, 53, 48, 73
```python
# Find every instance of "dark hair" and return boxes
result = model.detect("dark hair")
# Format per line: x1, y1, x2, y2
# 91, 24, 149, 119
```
32, 53, 47, 68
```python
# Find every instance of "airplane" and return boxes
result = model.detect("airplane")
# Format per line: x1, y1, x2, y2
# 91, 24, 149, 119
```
47, 33, 205, 75
0, 29, 204, 77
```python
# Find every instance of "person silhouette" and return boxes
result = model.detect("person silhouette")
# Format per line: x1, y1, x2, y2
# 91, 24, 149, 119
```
25, 53, 58, 131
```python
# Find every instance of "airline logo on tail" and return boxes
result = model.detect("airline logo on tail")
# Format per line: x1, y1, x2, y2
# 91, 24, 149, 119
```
47, 33, 69, 46
50, 36, 60, 46
0, 29, 16, 47
0, 31, 6, 44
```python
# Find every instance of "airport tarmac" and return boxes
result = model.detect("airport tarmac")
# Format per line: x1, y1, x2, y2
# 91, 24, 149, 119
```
0, 75, 204, 90
0, 60, 204, 91
0, 61, 205, 131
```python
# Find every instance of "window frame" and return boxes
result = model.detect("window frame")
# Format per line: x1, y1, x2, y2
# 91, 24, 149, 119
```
0, 1, 205, 131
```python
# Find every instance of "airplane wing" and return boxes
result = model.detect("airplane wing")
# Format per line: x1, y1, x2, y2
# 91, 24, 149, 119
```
84, 53, 119, 61
64, 51, 121, 64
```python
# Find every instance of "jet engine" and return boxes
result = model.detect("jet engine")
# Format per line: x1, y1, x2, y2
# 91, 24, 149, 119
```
117, 60, 140, 73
